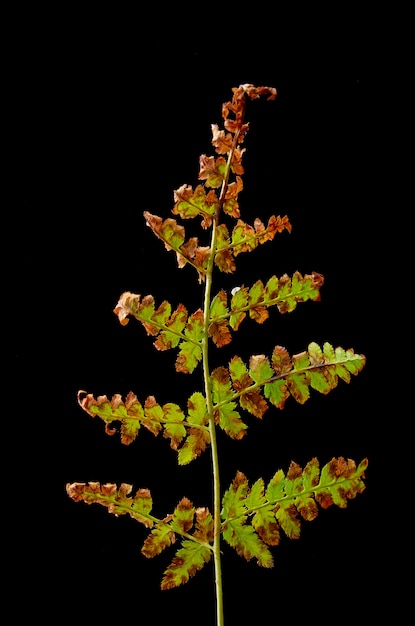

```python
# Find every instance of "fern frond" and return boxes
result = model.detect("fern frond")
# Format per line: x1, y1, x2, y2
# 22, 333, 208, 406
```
159, 505, 214, 589
172, 183, 219, 228
161, 538, 212, 590
214, 216, 291, 274
143, 211, 210, 282
209, 271, 324, 345
113, 292, 204, 373
221, 457, 368, 565
66, 483, 214, 589
211, 342, 366, 435
66, 481, 155, 527
221, 471, 274, 567
77, 390, 210, 464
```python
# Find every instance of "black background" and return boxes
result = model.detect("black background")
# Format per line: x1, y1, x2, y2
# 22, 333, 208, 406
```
13, 9, 401, 624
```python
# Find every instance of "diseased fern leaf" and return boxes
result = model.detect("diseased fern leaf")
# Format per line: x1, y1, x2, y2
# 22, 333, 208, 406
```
144, 211, 211, 282
161, 539, 212, 590
66, 482, 214, 589
209, 271, 324, 345
211, 342, 366, 437
172, 183, 218, 228
66, 481, 154, 527
221, 457, 368, 565
221, 471, 274, 567
214, 216, 292, 274
113, 272, 324, 363
77, 390, 210, 464
143, 86, 280, 282
113, 292, 204, 373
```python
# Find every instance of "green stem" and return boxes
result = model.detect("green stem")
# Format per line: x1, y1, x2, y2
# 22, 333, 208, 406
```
202, 217, 224, 626
203, 106, 245, 625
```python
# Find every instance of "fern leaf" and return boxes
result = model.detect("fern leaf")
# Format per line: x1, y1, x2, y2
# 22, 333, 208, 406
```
161, 540, 212, 590
272, 270, 324, 312
178, 392, 212, 465
281, 342, 366, 403
67, 483, 214, 588
215, 401, 248, 439
228, 285, 248, 330
221, 471, 273, 567
143, 211, 210, 281
214, 216, 291, 274
175, 309, 205, 373
177, 429, 211, 465
114, 292, 184, 336
223, 519, 274, 568
210, 365, 248, 438
214, 224, 237, 273
249, 354, 275, 384
144, 499, 214, 588
212, 342, 365, 429
198, 154, 228, 189
231, 215, 292, 255
114, 293, 204, 373
172, 183, 218, 228
171, 497, 195, 533
221, 457, 367, 564
316, 456, 368, 508
210, 123, 234, 156
208, 289, 232, 347
141, 497, 197, 559
66, 482, 154, 527
161, 403, 188, 450
208, 272, 324, 343
77, 390, 210, 463
207, 342, 365, 439
77, 390, 151, 443
141, 521, 176, 557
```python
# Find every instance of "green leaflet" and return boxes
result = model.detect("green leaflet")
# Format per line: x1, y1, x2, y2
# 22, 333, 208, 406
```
209, 290, 229, 320
176, 310, 205, 373
179, 392, 211, 465
245, 478, 282, 547
210, 342, 366, 432
78, 340, 365, 455
216, 401, 247, 439
221, 471, 273, 566
228, 216, 291, 257
67, 482, 214, 589
229, 287, 248, 330
77, 390, 209, 464
161, 403, 187, 449
248, 354, 274, 384
212, 215, 292, 275
221, 457, 368, 563
187, 391, 209, 425
114, 293, 204, 373
142, 522, 176, 557
141, 496, 199, 560
143, 212, 211, 282
155, 495, 215, 588
208, 271, 325, 338
161, 540, 212, 590
113, 274, 326, 365
66, 482, 155, 528
172, 183, 219, 221
222, 519, 274, 568
263, 379, 289, 408
211, 364, 248, 438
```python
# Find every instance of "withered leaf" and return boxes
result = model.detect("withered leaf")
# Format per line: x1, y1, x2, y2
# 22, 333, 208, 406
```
208, 320, 232, 347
